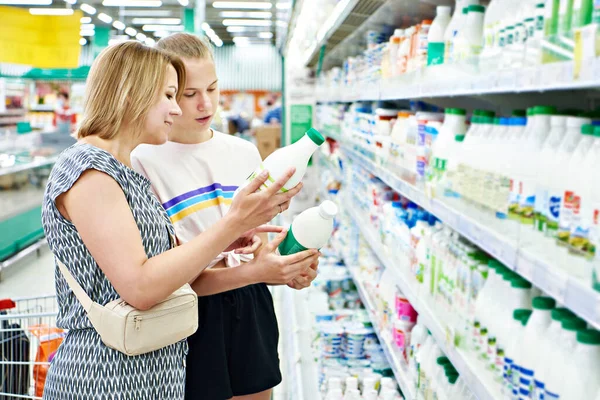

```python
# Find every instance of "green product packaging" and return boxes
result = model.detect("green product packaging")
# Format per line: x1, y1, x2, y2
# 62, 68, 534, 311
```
428, 42, 446, 65
572, 0, 593, 27
278, 226, 309, 255
559, 0, 575, 35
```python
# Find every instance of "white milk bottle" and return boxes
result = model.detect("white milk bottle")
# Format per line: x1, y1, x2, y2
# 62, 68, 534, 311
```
472, 260, 504, 353
556, 124, 595, 254
428, 6, 452, 65
503, 309, 532, 398
278, 200, 338, 255
543, 317, 588, 399
470, 115, 497, 207
533, 307, 576, 399
545, 116, 591, 241
389, 29, 403, 77
496, 115, 527, 219
506, 109, 535, 220
589, 126, 600, 293
244, 127, 325, 193
518, 296, 556, 399
558, 329, 600, 399
462, 5, 486, 62
445, 0, 480, 62
430, 108, 467, 193
487, 117, 514, 217
533, 115, 568, 234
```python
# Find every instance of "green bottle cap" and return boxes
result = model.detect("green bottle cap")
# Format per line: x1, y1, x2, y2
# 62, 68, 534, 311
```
527, 108, 535, 116
494, 117, 501, 124
532, 296, 556, 310
307, 128, 325, 145
514, 309, 533, 322
577, 329, 600, 345
511, 278, 532, 289
512, 110, 527, 117
562, 318, 587, 331
447, 374, 459, 384
533, 106, 557, 115
551, 308, 576, 321
446, 108, 467, 116
475, 109, 496, 118
455, 135, 465, 142
594, 126, 600, 138
582, 124, 594, 135
462, 7, 468, 13
436, 356, 451, 366
468, 4, 485, 12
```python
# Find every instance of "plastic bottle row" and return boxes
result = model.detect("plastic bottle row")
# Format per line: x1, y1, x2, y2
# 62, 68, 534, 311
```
317, 0, 599, 90
345, 162, 600, 399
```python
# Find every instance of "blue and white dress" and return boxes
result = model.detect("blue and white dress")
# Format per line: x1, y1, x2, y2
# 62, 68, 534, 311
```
41, 143, 187, 399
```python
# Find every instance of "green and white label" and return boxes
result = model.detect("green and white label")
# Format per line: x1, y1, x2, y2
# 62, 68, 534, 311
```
427, 42, 445, 65
278, 226, 309, 255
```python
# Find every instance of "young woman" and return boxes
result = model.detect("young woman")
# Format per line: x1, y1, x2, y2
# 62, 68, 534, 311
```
131, 33, 317, 400
41, 41, 317, 399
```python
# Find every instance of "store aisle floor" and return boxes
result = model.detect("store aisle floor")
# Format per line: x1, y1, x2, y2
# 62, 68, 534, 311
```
0, 246, 55, 298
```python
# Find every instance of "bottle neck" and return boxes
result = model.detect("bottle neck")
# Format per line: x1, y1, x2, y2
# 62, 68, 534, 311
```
296, 134, 319, 154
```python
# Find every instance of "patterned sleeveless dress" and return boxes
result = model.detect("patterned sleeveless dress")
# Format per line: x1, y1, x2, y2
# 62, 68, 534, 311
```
41, 143, 187, 399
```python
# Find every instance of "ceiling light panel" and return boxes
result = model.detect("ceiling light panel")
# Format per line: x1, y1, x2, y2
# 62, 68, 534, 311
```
119, 9, 172, 16
125, 27, 137, 35
142, 24, 184, 31
177, 0, 188, 5
97, 12, 112, 23
222, 19, 272, 26
80, 16, 91, 23
218, 11, 272, 18
136, 32, 146, 40
80, 23, 95, 29
79, 3, 95, 13
79, 37, 87, 45
103, 0, 161, 6
80, 29, 95, 36
0, 0, 51, 5
112, 20, 126, 30
257, 31, 273, 38
131, 18, 180, 24
212, 1, 272, 9
29, 8, 74, 15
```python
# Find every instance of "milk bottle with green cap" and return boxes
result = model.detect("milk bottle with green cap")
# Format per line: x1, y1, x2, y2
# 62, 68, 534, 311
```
244, 127, 325, 193
590, 127, 600, 293
428, 6, 452, 65
558, 329, 600, 399
518, 297, 555, 400
543, 317, 588, 399
444, 0, 480, 63
504, 309, 532, 398
556, 124, 595, 248
278, 200, 338, 255
508, 109, 535, 220
545, 116, 591, 240
430, 108, 467, 196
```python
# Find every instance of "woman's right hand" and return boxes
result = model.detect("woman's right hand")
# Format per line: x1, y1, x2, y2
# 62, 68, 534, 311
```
228, 167, 303, 232
248, 229, 319, 285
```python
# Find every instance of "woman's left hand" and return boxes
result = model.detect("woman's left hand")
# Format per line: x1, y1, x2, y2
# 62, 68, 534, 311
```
225, 225, 284, 254
287, 257, 319, 290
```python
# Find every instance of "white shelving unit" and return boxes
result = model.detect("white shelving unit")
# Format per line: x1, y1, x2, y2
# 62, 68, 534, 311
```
0, 156, 58, 177
345, 203, 502, 400
315, 60, 600, 103
326, 132, 600, 332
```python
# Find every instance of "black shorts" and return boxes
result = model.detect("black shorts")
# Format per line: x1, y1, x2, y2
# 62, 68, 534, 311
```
185, 283, 282, 400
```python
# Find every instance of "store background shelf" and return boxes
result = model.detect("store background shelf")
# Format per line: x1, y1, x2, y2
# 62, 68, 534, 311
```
344, 263, 416, 399
344, 202, 502, 400
326, 132, 600, 331
0, 156, 58, 178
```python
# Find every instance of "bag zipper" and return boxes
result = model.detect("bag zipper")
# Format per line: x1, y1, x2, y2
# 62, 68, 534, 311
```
132, 301, 195, 331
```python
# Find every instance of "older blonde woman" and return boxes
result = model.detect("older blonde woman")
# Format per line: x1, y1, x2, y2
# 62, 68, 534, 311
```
41, 41, 317, 399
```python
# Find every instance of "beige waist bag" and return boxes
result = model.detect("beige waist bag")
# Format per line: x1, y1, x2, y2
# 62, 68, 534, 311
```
57, 259, 198, 356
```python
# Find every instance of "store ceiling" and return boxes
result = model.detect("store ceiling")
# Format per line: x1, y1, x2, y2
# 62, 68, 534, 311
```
6, 0, 282, 46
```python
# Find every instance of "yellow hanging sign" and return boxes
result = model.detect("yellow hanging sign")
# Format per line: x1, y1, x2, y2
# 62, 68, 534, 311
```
0, 6, 82, 68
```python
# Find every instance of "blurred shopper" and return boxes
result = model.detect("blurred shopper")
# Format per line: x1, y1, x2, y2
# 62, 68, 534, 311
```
53, 91, 77, 134
41, 41, 315, 399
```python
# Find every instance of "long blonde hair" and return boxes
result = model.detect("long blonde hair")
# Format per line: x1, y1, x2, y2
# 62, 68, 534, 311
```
78, 41, 186, 139
156, 33, 214, 61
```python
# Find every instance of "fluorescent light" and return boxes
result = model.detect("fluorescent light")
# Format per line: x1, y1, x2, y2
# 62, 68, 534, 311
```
29, 8, 74, 15
80, 16, 91, 23
103, 0, 161, 6
80, 24, 95, 29
0, 0, 50, 4
125, 27, 137, 36
142, 24, 184, 31
258, 31, 273, 38
232, 37, 250, 43
131, 17, 180, 24
276, 2, 291, 9
97, 13, 112, 23
79, 37, 87, 45
177, 0, 187, 5
113, 20, 125, 30
219, 11, 271, 18
64, 0, 76, 4
213, 1, 272, 9
226, 26, 254, 32
223, 19, 272, 26
80, 29, 95, 36
201, 22, 210, 31
213, 38, 223, 47
80, 3, 95, 14
136, 32, 147, 40
119, 9, 172, 16
276, 19, 286, 27
145, 38, 156, 46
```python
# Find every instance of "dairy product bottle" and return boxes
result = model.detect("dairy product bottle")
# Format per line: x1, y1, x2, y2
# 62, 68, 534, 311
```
514, 106, 556, 226
518, 296, 556, 399
389, 29, 403, 77
572, 0, 593, 28
533, 308, 577, 399
507, 109, 535, 220
472, 260, 505, 353
444, 134, 466, 198
525, 2, 546, 65
559, 329, 600, 399
244, 127, 325, 193
430, 108, 467, 190
533, 115, 568, 233
428, 6, 452, 65
590, 127, 600, 294
416, 112, 444, 181
462, 5, 486, 61
278, 200, 338, 255
445, 0, 479, 62
472, 116, 501, 208
542, 317, 588, 399
556, 124, 595, 250
504, 309, 532, 398
486, 117, 513, 217
545, 116, 591, 240
482, 0, 502, 52
477, 264, 511, 361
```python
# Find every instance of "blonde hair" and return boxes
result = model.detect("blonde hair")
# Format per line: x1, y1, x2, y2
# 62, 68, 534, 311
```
156, 33, 214, 61
78, 41, 186, 139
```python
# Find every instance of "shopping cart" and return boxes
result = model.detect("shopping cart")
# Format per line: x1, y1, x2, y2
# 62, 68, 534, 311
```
0, 295, 62, 400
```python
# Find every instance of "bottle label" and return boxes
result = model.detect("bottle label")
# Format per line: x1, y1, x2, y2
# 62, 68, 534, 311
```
557, 190, 580, 245
519, 366, 535, 399
499, 31, 506, 47
486, 336, 497, 367
545, 190, 563, 236
278, 227, 309, 255
509, 179, 522, 219
507, 30, 515, 45
504, 357, 515, 394
533, 379, 545, 400
545, 389, 560, 399
534, 187, 548, 231
246, 163, 288, 193
536, 12, 545, 34
518, 183, 536, 224
427, 42, 445, 65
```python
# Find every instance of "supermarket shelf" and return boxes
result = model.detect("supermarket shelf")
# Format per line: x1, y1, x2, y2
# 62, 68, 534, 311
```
0, 238, 47, 281
346, 204, 501, 400
315, 60, 600, 102
0, 156, 58, 177
336, 138, 600, 331
346, 266, 416, 400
